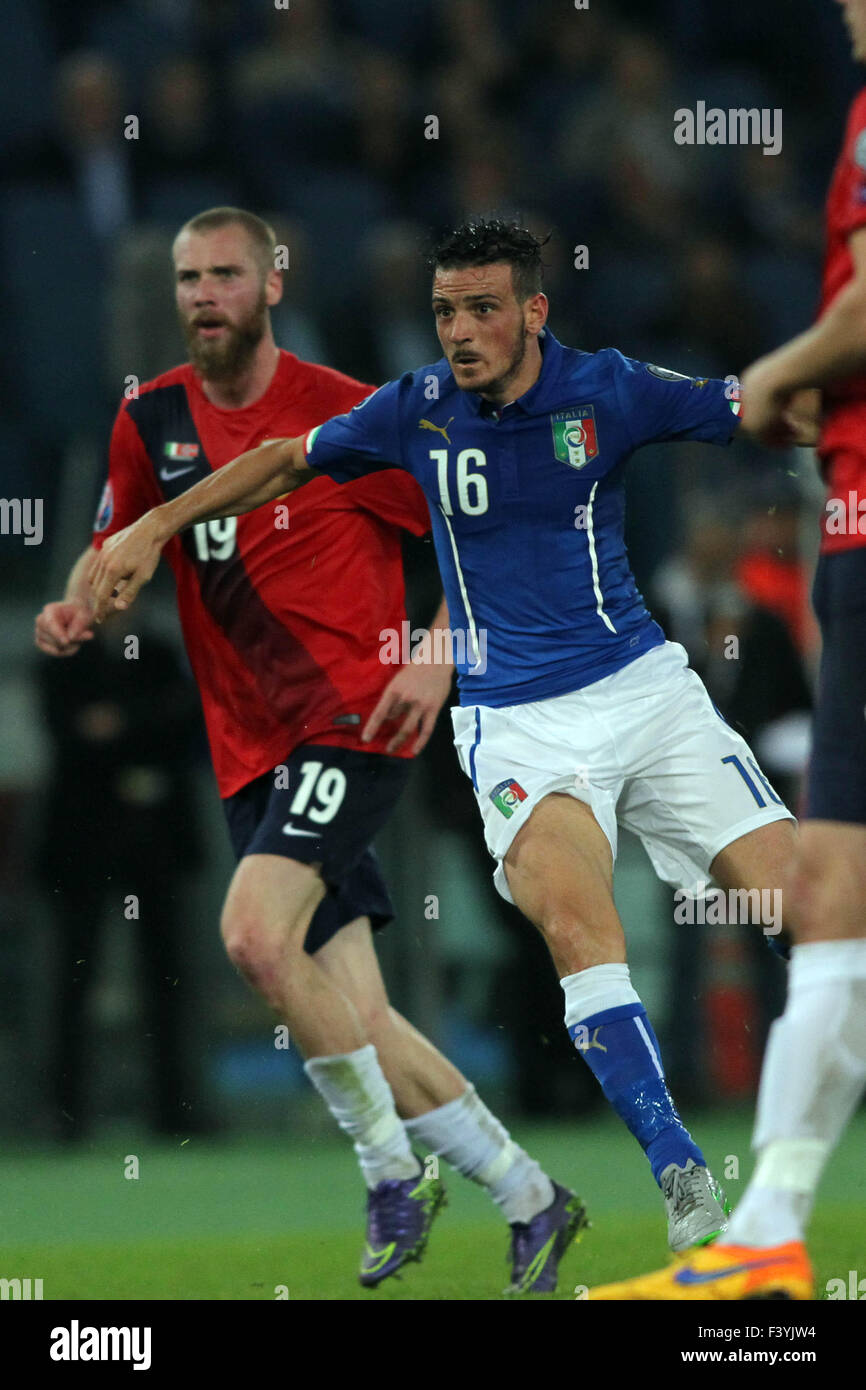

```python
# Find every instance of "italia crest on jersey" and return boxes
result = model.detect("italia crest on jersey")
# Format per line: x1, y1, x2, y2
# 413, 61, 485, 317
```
490, 778, 528, 819
551, 407, 598, 471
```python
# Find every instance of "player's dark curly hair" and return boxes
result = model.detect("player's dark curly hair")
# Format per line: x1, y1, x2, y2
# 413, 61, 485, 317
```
430, 219, 548, 302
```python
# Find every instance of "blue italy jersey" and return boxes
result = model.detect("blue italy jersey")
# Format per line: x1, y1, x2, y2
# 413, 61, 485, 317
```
305, 329, 741, 708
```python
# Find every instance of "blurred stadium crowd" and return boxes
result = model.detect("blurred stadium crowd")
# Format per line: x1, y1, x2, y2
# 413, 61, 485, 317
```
0, 0, 853, 1138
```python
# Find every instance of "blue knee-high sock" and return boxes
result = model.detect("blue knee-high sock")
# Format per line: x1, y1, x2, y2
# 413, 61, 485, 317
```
568, 1002, 704, 1184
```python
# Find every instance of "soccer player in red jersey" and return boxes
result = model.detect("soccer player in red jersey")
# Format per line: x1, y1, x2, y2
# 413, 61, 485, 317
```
35, 208, 585, 1293
590, 0, 866, 1299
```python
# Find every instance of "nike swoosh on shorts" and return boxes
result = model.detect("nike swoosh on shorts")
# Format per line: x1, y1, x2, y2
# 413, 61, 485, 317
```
281, 823, 321, 838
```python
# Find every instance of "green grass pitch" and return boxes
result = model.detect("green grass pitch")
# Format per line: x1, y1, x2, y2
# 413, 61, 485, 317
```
2, 1112, 864, 1300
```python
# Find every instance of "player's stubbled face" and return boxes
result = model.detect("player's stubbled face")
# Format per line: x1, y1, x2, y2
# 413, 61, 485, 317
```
432, 263, 531, 401
174, 228, 268, 381
839, 0, 866, 60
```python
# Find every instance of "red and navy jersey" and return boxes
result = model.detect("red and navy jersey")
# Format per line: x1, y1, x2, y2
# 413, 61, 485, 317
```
92, 351, 432, 796
817, 88, 866, 553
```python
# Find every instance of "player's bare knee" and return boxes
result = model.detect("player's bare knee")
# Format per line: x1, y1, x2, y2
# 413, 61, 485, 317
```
221, 913, 266, 978
220, 896, 254, 959
220, 904, 295, 990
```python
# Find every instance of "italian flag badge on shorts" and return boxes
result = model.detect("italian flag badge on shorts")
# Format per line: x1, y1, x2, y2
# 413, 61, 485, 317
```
490, 778, 528, 818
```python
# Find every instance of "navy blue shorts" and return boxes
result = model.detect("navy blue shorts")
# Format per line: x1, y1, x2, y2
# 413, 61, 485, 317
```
222, 745, 411, 955
806, 549, 866, 824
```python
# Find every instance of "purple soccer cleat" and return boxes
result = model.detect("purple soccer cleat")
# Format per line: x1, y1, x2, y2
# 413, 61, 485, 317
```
506, 1182, 589, 1295
359, 1167, 446, 1287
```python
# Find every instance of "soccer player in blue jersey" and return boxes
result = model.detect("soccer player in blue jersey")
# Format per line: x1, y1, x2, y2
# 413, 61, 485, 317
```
91, 220, 808, 1253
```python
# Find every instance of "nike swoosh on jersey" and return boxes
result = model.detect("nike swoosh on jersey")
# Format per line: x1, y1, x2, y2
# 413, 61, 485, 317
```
160, 464, 197, 480
674, 1257, 782, 1286
281, 823, 321, 838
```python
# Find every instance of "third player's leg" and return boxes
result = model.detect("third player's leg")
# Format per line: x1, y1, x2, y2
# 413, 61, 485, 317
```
784, 820, 866, 942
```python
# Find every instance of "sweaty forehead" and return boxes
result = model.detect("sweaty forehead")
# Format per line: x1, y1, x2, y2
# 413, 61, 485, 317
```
432, 263, 514, 300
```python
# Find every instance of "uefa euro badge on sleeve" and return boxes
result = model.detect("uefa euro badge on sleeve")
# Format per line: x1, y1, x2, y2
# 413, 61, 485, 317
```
551, 407, 599, 471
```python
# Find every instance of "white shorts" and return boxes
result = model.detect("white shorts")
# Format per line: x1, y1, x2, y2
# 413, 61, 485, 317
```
451, 641, 795, 903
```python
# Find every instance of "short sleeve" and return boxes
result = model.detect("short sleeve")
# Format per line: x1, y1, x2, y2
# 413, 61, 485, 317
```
305, 378, 406, 482
610, 352, 741, 451
92, 404, 162, 549
838, 95, 866, 240
346, 470, 431, 537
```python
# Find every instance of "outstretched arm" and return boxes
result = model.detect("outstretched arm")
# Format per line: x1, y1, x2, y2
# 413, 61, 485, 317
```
89, 435, 311, 619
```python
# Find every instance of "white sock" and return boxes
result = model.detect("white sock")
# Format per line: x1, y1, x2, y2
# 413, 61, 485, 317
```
561, 962, 641, 1029
304, 1044, 419, 1189
726, 940, 866, 1247
404, 1084, 556, 1224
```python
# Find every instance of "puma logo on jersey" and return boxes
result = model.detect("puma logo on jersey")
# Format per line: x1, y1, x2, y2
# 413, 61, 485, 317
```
419, 416, 454, 445
585, 1027, 607, 1052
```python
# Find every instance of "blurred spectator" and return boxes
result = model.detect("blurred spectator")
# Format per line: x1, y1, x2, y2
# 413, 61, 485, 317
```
559, 32, 699, 231
650, 237, 763, 377
230, 0, 355, 192
734, 484, 818, 659
2, 52, 138, 240
106, 226, 182, 387
446, 126, 525, 227
733, 146, 823, 258
437, 0, 513, 104
266, 215, 331, 367
334, 0, 435, 62
139, 57, 227, 188
34, 616, 209, 1140
231, 0, 343, 104
359, 220, 435, 380
650, 507, 812, 799
351, 47, 419, 198
518, 1, 613, 151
